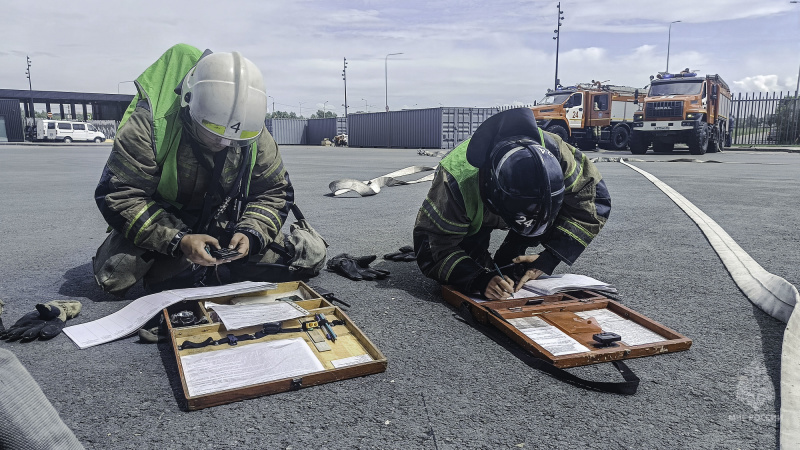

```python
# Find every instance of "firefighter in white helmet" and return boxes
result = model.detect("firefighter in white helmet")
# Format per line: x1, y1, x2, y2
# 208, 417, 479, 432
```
93, 44, 319, 298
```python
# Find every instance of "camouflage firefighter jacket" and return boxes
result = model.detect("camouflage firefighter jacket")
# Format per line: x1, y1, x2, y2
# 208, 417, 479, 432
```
95, 106, 294, 258
413, 131, 611, 294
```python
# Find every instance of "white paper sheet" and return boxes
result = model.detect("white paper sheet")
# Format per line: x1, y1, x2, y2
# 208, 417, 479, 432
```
330, 354, 373, 368
507, 316, 590, 356
230, 289, 306, 305
204, 302, 309, 330
522, 274, 617, 296
180, 337, 324, 397
63, 281, 276, 349
575, 309, 666, 346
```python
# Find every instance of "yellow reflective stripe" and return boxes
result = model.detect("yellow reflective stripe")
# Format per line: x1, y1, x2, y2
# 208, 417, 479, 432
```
563, 218, 595, 239
556, 225, 588, 247
565, 155, 585, 191
420, 205, 467, 235
133, 209, 163, 245
437, 251, 461, 280
425, 198, 468, 229
444, 256, 469, 282
247, 205, 282, 228
244, 211, 279, 232
126, 201, 155, 238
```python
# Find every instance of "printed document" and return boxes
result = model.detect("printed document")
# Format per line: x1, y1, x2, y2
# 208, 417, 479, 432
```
507, 316, 590, 356
205, 302, 309, 330
180, 337, 324, 397
63, 282, 276, 349
575, 309, 666, 346
522, 274, 617, 296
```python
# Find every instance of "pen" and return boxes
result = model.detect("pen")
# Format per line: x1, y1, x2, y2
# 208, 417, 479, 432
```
493, 262, 513, 297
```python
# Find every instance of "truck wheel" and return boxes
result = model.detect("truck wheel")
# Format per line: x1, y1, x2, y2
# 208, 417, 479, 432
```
652, 141, 674, 153
629, 131, 649, 154
545, 124, 569, 142
687, 123, 709, 155
609, 126, 630, 150
63, 136, 72, 144
707, 127, 722, 153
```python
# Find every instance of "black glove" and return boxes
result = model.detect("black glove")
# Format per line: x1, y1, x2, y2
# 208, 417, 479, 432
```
0, 301, 81, 342
327, 253, 390, 281
383, 245, 416, 262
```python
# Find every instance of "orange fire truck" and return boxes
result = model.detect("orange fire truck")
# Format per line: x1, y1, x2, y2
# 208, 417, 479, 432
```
531, 82, 644, 151
629, 72, 731, 155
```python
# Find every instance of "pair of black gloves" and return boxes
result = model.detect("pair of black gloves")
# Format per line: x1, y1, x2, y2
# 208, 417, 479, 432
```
0, 301, 81, 342
326, 246, 417, 281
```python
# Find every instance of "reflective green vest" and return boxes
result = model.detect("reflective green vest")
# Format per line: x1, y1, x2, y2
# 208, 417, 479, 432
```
439, 132, 545, 236
118, 43, 257, 207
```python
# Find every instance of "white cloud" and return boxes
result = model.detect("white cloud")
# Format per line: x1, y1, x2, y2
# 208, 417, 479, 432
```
733, 75, 794, 93
0, 0, 798, 114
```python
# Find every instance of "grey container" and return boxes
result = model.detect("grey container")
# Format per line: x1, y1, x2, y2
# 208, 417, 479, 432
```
307, 118, 337, 145
348, 107, 500, 149
0, 99, 24, 142
266, 118, 307, 145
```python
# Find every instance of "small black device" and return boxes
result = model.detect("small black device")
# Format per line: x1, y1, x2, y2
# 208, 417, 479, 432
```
209, 247, 241, 260
592, 332, 622, 348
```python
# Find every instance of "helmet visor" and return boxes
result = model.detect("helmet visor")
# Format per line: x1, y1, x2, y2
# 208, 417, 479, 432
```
189, 117, 261, 151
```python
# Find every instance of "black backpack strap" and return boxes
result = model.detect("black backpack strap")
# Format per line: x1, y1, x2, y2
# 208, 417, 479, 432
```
456, 302, 640, 395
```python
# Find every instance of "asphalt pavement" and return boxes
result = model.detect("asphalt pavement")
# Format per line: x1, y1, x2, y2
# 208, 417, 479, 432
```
0, 143, 797, 449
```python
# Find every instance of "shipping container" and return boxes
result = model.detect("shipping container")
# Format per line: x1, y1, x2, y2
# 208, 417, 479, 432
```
348, 107, 500, 149
336, 117, 348, 135
266, 118, 307, 145
0, 99, 24, 142
307, 117, 337, 145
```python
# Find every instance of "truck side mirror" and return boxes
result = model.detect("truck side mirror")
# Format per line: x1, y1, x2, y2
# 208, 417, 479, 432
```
711, 84, 718, 100
634, 89, 639, 105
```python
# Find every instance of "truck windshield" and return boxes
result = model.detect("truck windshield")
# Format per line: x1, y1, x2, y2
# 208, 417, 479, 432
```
538, 93, 571, 105
649, 81, 703, 96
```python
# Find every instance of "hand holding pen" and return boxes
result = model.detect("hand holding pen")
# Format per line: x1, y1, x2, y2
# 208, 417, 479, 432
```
483, 262, 515, 300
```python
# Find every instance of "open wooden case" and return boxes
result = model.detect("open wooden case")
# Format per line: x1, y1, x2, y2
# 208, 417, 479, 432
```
163, 281, 387, 410
442, 286, 691, 369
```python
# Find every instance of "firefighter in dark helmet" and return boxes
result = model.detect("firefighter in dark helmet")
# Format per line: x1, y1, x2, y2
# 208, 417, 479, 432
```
413, 108, 611, 300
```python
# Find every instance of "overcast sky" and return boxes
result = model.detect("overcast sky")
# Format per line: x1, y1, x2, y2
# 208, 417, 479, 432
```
1, 0, 799, 116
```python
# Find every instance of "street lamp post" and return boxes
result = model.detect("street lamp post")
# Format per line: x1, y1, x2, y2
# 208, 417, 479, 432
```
552, 3, 564, 90
792, 2, 800, 97
268, 95, 275, 115
385, 52, 403, 112
791, 1, 800, 142
342, 57, 349, 118
25, 56, 34, 128
361, 98, 368, 112
666, 20, 682, 73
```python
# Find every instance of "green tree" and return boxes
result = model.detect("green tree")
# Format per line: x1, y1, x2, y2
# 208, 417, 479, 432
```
268, 111, 302, 119
310, 109, 337, 119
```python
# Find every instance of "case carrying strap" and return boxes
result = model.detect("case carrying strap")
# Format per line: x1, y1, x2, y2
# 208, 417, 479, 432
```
456, 302, 640, 395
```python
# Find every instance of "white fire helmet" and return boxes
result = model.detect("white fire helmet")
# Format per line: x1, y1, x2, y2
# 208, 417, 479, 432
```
180, 51, 267, 148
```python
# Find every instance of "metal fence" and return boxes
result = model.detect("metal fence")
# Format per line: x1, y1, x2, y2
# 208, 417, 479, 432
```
91, 120, 119, 140
731, 92, 800, 146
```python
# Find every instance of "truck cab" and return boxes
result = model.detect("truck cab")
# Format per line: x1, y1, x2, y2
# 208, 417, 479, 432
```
630, 73, 731, 155
532, 83, 642, 151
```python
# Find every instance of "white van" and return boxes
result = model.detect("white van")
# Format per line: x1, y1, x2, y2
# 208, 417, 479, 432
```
45, 120, 106, 143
